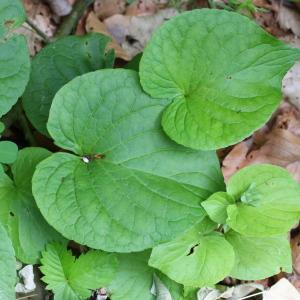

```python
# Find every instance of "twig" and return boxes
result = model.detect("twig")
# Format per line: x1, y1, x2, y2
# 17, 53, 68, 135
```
54, 0, 94, 38
26, 18, 51, 43
15, 102, 38, 146
238, 291, 264, 300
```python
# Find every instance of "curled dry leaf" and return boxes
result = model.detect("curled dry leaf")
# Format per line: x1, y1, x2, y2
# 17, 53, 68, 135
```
126, 0, 160, 16
85, 11, 131, 60
263, 278, 300, 300
17, 0, 56, 55
278, 5, 300, 37
222, 102, 300, 182
43, 0, 72, 16
104, 8, 178, 58
93, 0, 126, 20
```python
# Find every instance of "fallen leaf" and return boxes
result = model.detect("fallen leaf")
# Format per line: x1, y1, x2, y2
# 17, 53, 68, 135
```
93, 0, 126, 20
126, 0, 159, 16
278, 4, 300, 37
104, 8, 178, 58
263, 278, 300, 299
85, 12, 131, 60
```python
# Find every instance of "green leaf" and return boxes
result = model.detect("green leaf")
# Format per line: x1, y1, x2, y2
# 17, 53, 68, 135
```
0, 223, 16, 300
40, 243, 118, 300
32, 69, 224, 252
22, 33, 114, 136
0, 122, 6, 134
225, 164, 300, 236
108, 252, 154, 300
0, 148, 64, 264
226, 230, 292, 280
0, 36, 30, 117
149, 219, 234, 287
202, 192, 235, 224
0, 0, 25, 37
0, 141, 18, 164
139, 9, 300, 150
125, 53, 142, 71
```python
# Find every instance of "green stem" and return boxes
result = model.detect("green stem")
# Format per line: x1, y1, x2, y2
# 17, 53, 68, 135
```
54, 0, 94, 39
26, 18, 51, 43
15, 102, 38, 146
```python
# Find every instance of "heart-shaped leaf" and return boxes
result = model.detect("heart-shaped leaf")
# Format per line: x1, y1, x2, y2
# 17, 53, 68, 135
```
140, 9, 300, 150
32, 69, 224, 252
0, 223, 16, 300
0, 148, 64, 264
22, 33, 114, 136
40, 243, 118, 300
149, 218, 233, 287
226, 230, 292, 280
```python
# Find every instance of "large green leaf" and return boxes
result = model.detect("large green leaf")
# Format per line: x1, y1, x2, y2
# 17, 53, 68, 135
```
0, 148, 64, 264
226, 230, 292, 280
139, 9, 300, 150
149, 219, 234, 287
22, 33, 114, 136
225, 164, 300, 237
0, 0, 25, 37
40, 243, 118, 300
0, 223, 16, 300
0, 35, 30, 117
32, 69, 224, 252
108, 252, 155, 300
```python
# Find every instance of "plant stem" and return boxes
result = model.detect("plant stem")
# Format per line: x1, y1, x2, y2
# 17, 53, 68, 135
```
15, 102, 38, 146
54, 0, 94, 39
238, 291, 264, 300
26, 18, 51, 43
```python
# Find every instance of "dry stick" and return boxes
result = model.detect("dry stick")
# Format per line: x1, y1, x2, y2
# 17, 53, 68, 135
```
238, 291, 265, 300
25, 18, 51, 43
54, 0, 94, 39
16, 294, 38, 300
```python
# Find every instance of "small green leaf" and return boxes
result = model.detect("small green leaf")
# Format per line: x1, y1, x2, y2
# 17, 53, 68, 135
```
0, 141, 18, 164
225, 164, 300, 236
40, 243, 118, 300
108, 252, 155, 300
0, 223, 16, 300
202, 192, 235, 224
0, 36, 30, 117
226, 230, 292, 280
125, 53, 142, 71
140, 9, 300, 150
22, 33, 114, 136
33, 69, 224, 252
149, 220, 234, 287
0, 122, 5, 134
0, 148, 64, 264
0, 0, 25, 37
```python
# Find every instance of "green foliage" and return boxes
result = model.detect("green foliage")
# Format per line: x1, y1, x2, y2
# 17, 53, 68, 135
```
149, 219, 234, 287
225, 164, 300, 236
22, 34, 114, 136
140, 9, 300, 150
0, 5, 300, 299
0, 0, 30, 117
40, 243, 118, 300
0, 141, 18, 164
32, 69, 224, 252
225, 231, 292, 280
107, 252, 155, 300
0, 148, 64, 264
0, 223, 16, 300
